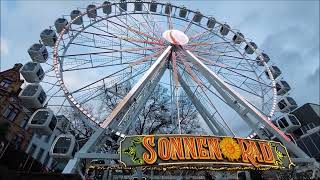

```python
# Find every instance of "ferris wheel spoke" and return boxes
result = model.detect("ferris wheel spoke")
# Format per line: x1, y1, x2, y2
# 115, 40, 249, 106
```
186, 49, 238, 58
180, 57, 265, 99
196, 55, 255, 73
191, 49, 257, 62
142, 3, 164, 38
167, 5, 174, 30
186, 41, 232, 47
108, 15, 162, 43
70, 67, 130, 95
194, 55, 272, 88
129, 48, 165, 66
183, 18, 193, 33
177, 63, 225, 103
59, 46, 161, 58
76, 32, 163, 47
195, 62, 264, 98
176, 52, 203, 87
188, 23, 221, 41
90, 24, 157, 51
113, 4, 157, 41
126, 13, 163, 41
62, 48, 160, 72
217, 72, 263, 98
188, 29, 212, 42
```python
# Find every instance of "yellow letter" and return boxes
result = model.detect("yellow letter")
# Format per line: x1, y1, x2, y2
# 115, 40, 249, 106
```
183, 137, 198, 160
169, 137, 185, 160
142, 136, 157, 164
196, 137, 210, 160
158, 137, 171, 161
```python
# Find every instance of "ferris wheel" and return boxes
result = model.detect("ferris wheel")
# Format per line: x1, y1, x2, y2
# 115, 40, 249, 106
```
17, 0, 317, 177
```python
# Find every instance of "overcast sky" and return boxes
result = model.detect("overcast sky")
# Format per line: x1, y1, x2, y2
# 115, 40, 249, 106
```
1, 0, 319, 108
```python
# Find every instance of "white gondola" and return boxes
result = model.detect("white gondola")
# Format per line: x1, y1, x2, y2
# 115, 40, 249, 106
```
103, 1, 112, 14
232, 32, 244, 44
256, 52, 270, 66
244, 42, 257, 54
134, 0, 143, 11
119, 0, 127, 12
207, 17, 216, 29
276, 114, 301, 133
28, 108, 57, 135
28, 43, 48, 63
277, 96, 298, 113
19, 83, 46, 109
87, 5, 97, 19
54, 18, 69, 34
276, 80, 291, 95
40, 29, 57, 47
149, 1, 157, 12
50, 134, 76, 160
193, 11, 203, 23
220, 24, 230, 36
70, 10, 83, 25
164, 3, 172, 14
20, 62, 45, 83
265, 65, 281, 79
179, 7, 188, 18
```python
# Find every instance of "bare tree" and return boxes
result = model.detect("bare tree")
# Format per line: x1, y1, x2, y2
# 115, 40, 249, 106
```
128, 85, 204, 135
60, 82, 204, 137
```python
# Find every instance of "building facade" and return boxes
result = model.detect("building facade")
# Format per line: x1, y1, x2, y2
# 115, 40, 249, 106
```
291, 103, 320, 161
0, 63, 33, 151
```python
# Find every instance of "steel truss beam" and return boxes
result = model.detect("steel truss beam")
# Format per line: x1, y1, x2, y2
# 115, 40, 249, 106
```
184, 50, 309, 158
63, 46, 172, 174
177, 72, 226, 135
119, 58, 168, 133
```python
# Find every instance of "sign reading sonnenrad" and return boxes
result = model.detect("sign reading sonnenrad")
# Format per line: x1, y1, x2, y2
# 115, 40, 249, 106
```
120, 135, 294, 170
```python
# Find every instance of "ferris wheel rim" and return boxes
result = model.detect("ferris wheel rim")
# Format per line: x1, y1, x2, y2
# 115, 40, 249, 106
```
51, 0, 278, 130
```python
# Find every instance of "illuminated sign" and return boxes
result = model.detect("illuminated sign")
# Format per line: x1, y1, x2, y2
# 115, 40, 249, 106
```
120, 135, 294, 170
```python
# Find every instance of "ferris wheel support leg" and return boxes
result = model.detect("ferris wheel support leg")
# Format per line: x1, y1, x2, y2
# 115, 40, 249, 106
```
63, 46, 173, 174
120, 61, 168, 133
177, 72, 226, 135
185, 50, 309, 159
101, 46, 172, 129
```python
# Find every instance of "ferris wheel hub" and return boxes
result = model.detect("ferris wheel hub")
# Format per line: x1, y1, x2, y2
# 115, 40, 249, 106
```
162, 29, 189, 45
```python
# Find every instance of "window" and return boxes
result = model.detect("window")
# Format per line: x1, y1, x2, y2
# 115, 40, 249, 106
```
278, 100, 286, 110
301, 126, 309, 134
0, 79, 12, 88
36, 68, 44, 79
289, 115, 300, 126
278, 119, 286, 129
53, 137, 71, 154
308, 123, 316, 130
2, 104, 19, 121
20, 116, 29, 129
49, 116, 57, 131
37, 148, 44, 162
28, 144, 37, 156
12, 134, 24, 150
280, 118, 289, 127
37, 91, 46, 105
